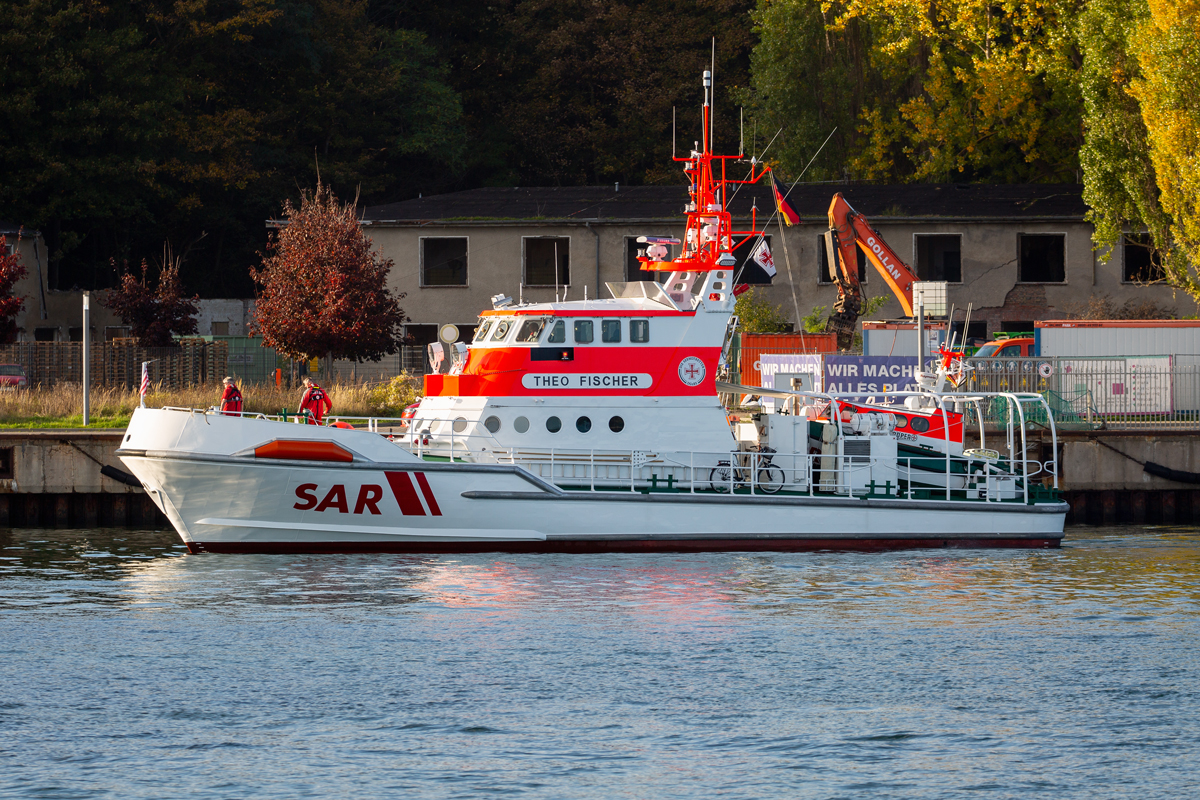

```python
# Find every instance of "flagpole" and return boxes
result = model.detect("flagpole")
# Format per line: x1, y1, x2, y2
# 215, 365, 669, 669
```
777, 214, 804, 347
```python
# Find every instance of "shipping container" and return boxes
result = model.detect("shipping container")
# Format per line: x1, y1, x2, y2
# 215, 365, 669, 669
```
1035, 320, 1200, 358
738, 332, 838, 388
861, 321, 948, 358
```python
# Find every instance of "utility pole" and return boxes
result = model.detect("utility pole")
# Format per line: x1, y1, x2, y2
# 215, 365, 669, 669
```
82, 292, 90, 426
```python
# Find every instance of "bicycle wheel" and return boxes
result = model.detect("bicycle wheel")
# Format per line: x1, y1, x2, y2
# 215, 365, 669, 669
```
757, 466, 785, 494
709, 465, 732, 493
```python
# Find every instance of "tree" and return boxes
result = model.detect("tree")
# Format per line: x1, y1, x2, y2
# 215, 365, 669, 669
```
0, 235, 28, 344
744, 0, 1083, 183
104, 254, 199, 347
251, 182, 406, 363
735, 288, 792, 333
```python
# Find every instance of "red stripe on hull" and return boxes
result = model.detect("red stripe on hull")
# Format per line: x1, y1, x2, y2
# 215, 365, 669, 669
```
185, 537, 1062, 555
384, 471, 426, 516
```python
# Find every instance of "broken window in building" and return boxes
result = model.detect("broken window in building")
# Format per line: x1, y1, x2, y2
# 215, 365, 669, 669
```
915, 235, 962, 282
817, 237, 866, 284
1122, 233, 1165, 283
524, 237, 570, 286
421, 237, 468, 286
1018, 234, 1065, 282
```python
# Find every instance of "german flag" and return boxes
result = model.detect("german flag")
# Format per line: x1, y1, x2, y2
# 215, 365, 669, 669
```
772, 173, 801, 226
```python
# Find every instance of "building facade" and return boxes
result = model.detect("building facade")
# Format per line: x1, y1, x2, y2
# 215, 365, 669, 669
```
361, 183, 1184, 348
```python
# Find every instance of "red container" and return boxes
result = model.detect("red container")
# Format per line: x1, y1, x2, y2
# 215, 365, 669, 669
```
739, 332, 838, 388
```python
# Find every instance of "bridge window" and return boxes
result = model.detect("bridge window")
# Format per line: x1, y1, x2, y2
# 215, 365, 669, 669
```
524, 237, 570, 286
490, 320, 512, 341
516, 319, 544, 342
630, 319, 649, 343
474, 321, 492, 341
421, 237, 468, 286
574, 320, 593, 343
546, 319, 566, 343
1018, 234, 1066, 283
601, 320, 621, 343
915, 234, 962, 282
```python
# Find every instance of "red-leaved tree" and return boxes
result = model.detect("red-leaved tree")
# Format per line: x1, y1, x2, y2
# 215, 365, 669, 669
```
0, 234, 28, 344
104, 257, 199, 347
251, 182, 406, 362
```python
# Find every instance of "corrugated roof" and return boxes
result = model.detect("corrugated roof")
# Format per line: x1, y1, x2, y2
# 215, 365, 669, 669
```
361, 183, 1087, 223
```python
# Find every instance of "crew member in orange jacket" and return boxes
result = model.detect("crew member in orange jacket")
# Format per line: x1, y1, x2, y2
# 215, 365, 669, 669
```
299, 376, 332, 425
219, 376, 243, 416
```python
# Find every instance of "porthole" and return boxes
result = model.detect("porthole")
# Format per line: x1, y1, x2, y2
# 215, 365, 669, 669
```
893, 415, 908, 429
546, 416, 562, 433
609, 415, 624, 433
514, 416, 530, 433
452, 417, 468, 433
484, 415, 501, 433
910, 416, 931, 433
576, 416, 592, 433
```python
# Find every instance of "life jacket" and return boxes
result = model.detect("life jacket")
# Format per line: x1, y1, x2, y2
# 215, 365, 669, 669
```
221, 386, 243, 415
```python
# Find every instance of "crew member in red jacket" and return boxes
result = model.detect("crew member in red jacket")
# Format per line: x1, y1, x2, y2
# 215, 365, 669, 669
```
299, 376, 332, 425
219, 376, 243, 416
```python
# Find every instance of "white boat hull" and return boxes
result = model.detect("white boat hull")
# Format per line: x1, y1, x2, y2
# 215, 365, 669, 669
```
118, 410, 1066, 553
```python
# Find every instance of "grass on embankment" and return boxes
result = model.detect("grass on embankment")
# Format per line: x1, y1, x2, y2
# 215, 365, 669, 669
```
0, 375, 422, 429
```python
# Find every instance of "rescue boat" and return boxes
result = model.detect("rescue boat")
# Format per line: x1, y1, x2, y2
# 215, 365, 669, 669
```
117, 71, 1068, 553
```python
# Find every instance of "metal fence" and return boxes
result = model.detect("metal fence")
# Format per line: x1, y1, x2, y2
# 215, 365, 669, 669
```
0, 341, 228, 389
963, 356, 1200, 430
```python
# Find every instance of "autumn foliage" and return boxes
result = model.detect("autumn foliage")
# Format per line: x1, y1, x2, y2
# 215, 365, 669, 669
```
104, 258, 199, 347
252, 183, 406, 363
0, 234, 28, 344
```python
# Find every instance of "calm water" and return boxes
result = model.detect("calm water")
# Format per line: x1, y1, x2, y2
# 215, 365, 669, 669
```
1, 527, 1198, 799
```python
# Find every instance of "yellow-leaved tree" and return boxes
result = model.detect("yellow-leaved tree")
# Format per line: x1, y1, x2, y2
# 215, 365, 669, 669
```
1128, 0, 1200, 297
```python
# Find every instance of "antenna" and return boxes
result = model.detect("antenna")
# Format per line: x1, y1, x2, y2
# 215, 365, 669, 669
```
672, 106, 676, 159
709, 38, 716, 151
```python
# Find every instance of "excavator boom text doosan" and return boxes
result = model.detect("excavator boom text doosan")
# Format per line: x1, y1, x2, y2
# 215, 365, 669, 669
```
823, 193, 921, 350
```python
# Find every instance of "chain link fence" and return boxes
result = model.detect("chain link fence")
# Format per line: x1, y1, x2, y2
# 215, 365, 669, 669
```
0, 341, 227, 389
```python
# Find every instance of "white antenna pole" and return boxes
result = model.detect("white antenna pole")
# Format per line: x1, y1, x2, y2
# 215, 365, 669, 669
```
554, 240, 560, 303
672, 107, 676, 160
709, 38, 716, 151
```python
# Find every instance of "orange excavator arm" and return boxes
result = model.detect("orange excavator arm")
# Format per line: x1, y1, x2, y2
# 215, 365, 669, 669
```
823, 193, 920, 349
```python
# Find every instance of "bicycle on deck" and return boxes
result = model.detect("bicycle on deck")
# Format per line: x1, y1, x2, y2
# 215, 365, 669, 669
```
708, 445, 785, 494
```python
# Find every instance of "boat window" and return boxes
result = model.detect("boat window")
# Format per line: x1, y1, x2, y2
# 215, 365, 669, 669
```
909, 416, 930, 433
452, 417, 468, 432
516, 319, 544, 343
484, 416, 501, 433
514, 416, 530, 433
630, 319, 649, 343
546, 416, 562, 433
601, 320, 621, 343
574, 320, 593, 344
893, 415, 908, 429
474, 321, 492, 341
576, 416, 592, 433
609, 416, 624, 433
490, 320, 512, 341
546, 320, 566, 343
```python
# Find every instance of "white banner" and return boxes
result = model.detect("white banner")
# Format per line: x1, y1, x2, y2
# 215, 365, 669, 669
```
522, 373, 653, 390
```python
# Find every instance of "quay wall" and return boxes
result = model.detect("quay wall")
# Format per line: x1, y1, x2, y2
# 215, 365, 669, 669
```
0, 430, 165, 528
1, 429, 1200, 529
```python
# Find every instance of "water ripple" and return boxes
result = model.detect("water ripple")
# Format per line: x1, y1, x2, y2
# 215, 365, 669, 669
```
0, 527, 1198, 799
